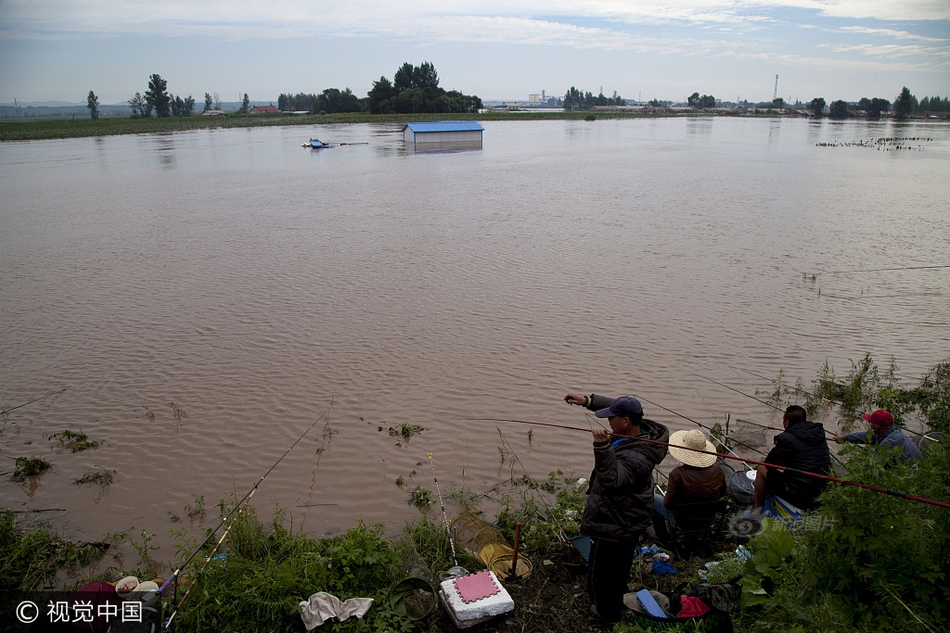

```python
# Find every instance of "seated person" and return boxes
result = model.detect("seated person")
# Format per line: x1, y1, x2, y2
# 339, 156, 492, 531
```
833, 409, 922, 461
749, 405, 830, 519
653, 429, 726, 533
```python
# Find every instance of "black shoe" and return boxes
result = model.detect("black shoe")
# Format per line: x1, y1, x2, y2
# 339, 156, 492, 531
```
589, 604, 622, 622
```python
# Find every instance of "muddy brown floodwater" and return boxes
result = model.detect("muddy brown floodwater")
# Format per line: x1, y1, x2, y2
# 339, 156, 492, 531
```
1, 117, 948, 565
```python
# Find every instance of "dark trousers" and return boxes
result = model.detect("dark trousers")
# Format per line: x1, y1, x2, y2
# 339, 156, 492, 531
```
587, 536, 638, 620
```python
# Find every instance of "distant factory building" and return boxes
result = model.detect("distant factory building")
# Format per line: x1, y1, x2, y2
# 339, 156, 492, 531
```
402, 121, 484, 146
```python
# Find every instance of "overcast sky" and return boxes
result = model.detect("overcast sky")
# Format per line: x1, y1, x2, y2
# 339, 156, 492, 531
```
1, 0, 947, 105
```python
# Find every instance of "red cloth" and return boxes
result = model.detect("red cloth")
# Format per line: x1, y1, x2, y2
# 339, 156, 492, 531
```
678, 595, 711, 618
68, 581, 121, 631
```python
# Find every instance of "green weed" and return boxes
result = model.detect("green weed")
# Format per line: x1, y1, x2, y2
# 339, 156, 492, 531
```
11, 457, 51, 481
49, 429, 100, 452
75, 469, 115, 486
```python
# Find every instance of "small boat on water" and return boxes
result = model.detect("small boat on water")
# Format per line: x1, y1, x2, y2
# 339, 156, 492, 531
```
303, 138, 369, 149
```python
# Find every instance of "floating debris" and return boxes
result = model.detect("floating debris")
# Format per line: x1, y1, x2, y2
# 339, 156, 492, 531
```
815, 136, 933, 151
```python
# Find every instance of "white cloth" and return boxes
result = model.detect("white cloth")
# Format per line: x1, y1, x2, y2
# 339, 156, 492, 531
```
299, 592, 374, 630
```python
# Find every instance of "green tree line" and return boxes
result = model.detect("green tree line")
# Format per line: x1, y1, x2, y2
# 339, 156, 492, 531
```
563, 86, 626, 110
805, 87, 946, 120
366, 61, 482, 114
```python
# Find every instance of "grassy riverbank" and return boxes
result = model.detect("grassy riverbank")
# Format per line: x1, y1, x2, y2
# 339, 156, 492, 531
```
3, 356, 948, 632
0, 110, 743, 142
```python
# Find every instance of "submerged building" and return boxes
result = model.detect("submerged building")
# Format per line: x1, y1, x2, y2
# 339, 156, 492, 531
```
402, 121, 484, 147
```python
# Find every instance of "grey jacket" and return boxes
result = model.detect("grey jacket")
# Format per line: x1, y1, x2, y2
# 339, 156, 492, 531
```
843, 426, 923, 461
580, 394, 670, 541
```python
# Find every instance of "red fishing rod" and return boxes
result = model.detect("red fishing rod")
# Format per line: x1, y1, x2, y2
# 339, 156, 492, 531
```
468, 418, 950, 511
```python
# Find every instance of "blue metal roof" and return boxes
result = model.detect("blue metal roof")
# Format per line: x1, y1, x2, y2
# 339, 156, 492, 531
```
403, 121, 484, 133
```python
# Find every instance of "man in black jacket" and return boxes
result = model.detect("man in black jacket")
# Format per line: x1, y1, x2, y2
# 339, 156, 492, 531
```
564, 393, 669, 622
750, 405, 830, 516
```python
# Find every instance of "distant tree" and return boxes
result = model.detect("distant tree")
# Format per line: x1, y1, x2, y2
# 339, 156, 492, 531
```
700, 94, 715, 109
772, 97, 785, 110
829, 100, 850, 119
809, 97, 826, 117
145, 74, 171, 118
213, 92, 221, 110
203, 93, 213, 112
563, 86, 582, 111
170, 94, 195, 117
128, 92, 151, 118
316, 88, 362, 114
859, 97, 890, 120
367, 77, 395, 114
919, 95, 949, 112
240, 93, 250, 114
393, 63, 415, 92
368, 62, 479, 114
412, 61, 439, 90
86, 90, 99, 120
893, 86, 915, 120
688, 92, 700, 108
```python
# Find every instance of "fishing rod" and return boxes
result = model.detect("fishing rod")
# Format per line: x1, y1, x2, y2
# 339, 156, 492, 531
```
484, 418, 950, 511
694, 374, 784, 413
693, 375, 847, 468
160, 403, 333, 629
496, 427, 571, 542
164, 492, 257, 632
427, 452, 459, 566
1, 389, 67, 416
729, 365, 936, 441
628, 394, 764, 460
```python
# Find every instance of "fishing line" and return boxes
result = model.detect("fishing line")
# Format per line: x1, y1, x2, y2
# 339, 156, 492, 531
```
496, 427, 570, 542
484, 418, 950, 511
691, 375, 847, 468
159, 401, 333, 629
427, 452, 459, 566
815, 264, 950, 275
729, 365, 937, 441
627, 394, 765, 460
0, 388, 67, 415
694, 374, 784, 413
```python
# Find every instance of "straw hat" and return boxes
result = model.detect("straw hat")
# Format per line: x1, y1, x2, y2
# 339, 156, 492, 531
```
623, 589, 670, 614
668, 429, 718, 468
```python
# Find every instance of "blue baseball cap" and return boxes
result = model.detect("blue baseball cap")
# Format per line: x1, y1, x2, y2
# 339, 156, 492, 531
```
594, 396, 643, 419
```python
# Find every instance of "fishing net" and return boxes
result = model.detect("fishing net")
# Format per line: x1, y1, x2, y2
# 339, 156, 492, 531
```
730, 419, 771, 450
449, 513, 532, 579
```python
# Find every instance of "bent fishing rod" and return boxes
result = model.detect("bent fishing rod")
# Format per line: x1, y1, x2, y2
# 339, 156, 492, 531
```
159, 404, 333, 612
729, 365, 935, 441
476, 418, 950, 511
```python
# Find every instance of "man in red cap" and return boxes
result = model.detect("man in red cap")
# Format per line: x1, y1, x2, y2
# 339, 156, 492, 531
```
834, 409, 922, 461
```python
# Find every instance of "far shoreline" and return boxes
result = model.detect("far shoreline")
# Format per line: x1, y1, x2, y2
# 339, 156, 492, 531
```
0, 109, 790, 142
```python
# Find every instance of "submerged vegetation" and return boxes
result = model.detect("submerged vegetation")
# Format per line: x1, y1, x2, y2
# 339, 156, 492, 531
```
1, 355, 947, 631
11, 456, 51, 482
49, 428, 100, 453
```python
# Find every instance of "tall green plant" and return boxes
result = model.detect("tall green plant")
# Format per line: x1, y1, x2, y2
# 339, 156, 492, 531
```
737, 442, 950, 632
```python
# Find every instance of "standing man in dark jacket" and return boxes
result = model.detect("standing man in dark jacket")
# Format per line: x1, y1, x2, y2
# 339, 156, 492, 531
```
564, 393, 669, 622
750, 405, 830, 516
